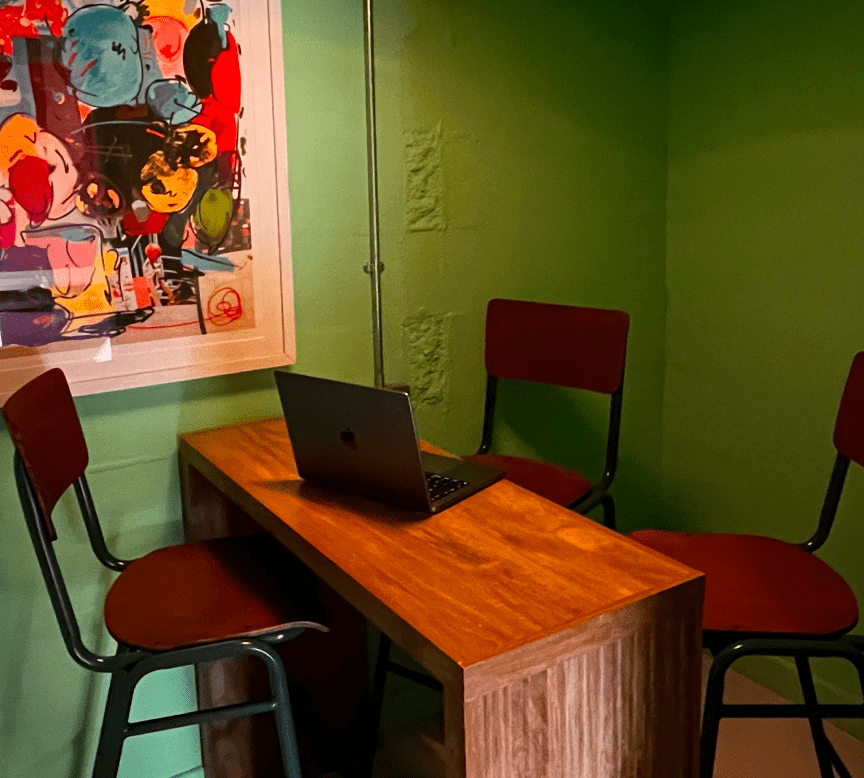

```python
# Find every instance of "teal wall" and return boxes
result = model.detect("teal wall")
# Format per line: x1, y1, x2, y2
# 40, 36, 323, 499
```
0, 1, 670, 776
665, 0, 864, 738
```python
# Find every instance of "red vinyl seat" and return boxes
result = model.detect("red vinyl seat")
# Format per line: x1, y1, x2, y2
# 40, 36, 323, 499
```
465, 452, 593, 508
630, 352, 864, 778
630, 531, 858, 636
103, 533, 323, 651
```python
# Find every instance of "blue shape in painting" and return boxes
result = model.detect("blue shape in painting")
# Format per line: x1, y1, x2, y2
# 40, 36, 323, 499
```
147, 79, 201, 125
60, 6, 142, 108
208, 4, 232, 49
180, 248, 236, 272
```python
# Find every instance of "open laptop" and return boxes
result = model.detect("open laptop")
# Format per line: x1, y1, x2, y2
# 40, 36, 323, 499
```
274, 371, 504, 514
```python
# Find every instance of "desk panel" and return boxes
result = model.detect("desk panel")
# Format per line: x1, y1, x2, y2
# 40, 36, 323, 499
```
180, 418, 703, 778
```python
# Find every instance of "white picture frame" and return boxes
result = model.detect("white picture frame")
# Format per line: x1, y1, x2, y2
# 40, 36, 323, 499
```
0, 0, 294, 401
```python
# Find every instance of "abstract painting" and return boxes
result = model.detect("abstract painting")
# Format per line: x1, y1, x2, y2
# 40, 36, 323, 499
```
0, 0, 294, 398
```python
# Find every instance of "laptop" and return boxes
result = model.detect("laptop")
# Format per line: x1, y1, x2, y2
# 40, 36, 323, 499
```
274, 371, 504, 514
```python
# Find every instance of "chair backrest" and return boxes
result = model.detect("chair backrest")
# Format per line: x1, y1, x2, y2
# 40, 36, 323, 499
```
484, 299, 630, 394
3, 368, 89, 541
800, 352, 864, 553
834, 351, 864, 467
2, 369, 128, 670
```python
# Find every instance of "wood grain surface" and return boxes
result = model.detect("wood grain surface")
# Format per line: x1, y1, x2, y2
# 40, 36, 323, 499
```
180, 419, 699, 669
463, 579, 703, 778
179, 417, 704, 778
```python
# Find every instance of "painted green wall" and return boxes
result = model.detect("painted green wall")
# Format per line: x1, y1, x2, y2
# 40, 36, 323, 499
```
665, 0, 864, 737
1, 1, 669, 776
373, 0, 669, 529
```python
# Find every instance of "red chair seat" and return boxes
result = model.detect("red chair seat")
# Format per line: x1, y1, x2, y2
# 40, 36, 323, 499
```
629, 530, 859, 636
105, 534, 325, 651
464, 453, 593, 507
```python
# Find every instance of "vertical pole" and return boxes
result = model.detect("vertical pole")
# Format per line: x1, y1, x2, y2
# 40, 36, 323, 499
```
363, 0, 386, 388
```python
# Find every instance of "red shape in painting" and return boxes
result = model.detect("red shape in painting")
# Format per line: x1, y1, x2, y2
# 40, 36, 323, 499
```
9, 155, 51, 225
208, 286, 242, 326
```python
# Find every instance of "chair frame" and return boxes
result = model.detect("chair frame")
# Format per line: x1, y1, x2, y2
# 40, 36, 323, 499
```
699, 450, 864, 778
13, 450, 307, 778
475, 371, 624, 528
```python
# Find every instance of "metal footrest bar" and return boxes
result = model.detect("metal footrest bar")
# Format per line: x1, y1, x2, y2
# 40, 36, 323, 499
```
128, 699, 279, 738
719, 703, 864, 718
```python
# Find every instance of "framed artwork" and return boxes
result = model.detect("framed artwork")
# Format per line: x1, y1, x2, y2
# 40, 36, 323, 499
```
0, 0, 294, 401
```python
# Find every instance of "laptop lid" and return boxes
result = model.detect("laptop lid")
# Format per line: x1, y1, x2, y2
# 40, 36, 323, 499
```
274, 371, 503, 514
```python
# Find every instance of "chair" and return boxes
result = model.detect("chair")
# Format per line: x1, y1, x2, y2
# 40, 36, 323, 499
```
364, 298, 630, 777
630, 352, 864, 778
3, 368, 328, 778
465, 298, 630, 528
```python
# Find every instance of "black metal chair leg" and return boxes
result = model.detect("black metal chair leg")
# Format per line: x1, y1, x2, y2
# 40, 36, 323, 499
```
700, 657, 730, 778
92, 669, 135, 778
601, 494, 616, 530
827, 742, 853, 778
255, 643, 303, 778
796, 656, 837, 778
364, 632, 393, 778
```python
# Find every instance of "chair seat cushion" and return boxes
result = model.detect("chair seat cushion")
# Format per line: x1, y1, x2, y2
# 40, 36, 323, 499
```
105, 534, 327, 651
629, 530, 859, 636
464, 453, 593, 507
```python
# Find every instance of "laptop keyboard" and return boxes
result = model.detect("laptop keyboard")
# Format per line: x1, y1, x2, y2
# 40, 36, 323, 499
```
425, 472, 469, 502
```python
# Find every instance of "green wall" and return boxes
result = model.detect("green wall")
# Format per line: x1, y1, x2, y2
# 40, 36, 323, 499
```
665, 0, 864, 738
8, 0, 864, 774
372, 0, 669, 528
0, 1, 669, 776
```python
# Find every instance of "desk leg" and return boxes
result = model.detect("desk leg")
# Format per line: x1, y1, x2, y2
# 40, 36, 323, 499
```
180, 459, 265, 776
443, 680, 467, 778
460, 580, 702, 778
180, 458, 368, 777
181, 455, 263, 540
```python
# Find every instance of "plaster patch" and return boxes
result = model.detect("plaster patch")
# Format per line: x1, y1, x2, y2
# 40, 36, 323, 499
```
404, 124, 444, 232
402, 309, 447, 406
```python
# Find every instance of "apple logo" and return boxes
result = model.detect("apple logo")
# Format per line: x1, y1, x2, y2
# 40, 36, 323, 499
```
340, 428, 358, 450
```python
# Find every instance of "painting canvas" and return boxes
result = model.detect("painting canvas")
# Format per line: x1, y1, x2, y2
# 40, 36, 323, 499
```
0, 0, 294, 399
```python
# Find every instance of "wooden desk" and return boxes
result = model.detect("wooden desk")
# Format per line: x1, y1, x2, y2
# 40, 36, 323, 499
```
179, 418, 704, 778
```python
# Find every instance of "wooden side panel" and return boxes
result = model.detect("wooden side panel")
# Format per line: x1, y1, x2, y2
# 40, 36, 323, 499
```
180, 456, 263, 541
180, 457, 266, 778
443, 678, 468, 778
180, 459, 369, 778
463, 583, 702, 778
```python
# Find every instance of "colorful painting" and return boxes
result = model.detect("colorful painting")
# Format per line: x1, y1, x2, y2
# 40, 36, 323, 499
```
0, 0, 294, 396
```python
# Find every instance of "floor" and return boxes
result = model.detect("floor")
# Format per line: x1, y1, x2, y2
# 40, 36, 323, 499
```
366, 652, 864, 778
173, 652, 864, 777
699, 656, 864, 778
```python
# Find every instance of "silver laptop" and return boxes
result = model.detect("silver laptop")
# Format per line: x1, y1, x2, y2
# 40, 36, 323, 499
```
274, 371, 504, 514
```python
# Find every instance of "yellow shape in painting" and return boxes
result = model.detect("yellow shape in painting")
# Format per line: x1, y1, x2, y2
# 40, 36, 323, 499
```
0, 114, 39, 175
54, 248, 116, 328
141, 152, 198, 213
172, 124, 218, 168
144, 0, 201, 29
57, 281, 112, 317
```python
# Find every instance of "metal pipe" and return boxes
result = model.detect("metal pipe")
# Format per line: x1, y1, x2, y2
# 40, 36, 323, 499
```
363, 0, 386, 387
